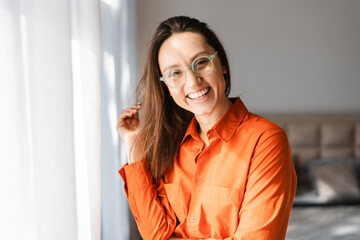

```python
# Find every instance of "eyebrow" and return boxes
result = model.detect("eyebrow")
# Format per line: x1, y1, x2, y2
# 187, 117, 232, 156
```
162, 50, 210, 73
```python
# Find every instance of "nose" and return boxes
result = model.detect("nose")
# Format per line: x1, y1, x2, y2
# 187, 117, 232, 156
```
185, 67, 202, 88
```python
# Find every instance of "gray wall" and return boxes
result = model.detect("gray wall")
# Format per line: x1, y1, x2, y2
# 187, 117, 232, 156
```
101, 0, 137, 239
137, 0, 360, 114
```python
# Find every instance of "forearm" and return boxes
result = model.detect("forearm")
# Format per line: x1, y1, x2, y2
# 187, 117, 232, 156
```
119, 161, 177, 240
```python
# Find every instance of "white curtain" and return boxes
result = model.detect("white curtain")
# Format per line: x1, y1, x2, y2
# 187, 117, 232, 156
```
0, 0, 101, 239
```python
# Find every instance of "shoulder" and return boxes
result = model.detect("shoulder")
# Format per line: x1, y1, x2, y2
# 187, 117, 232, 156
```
228, 112, 289, 155
240, 112, 285, 138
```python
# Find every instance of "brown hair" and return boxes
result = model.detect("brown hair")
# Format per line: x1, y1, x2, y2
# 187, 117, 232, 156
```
134, 16, 231, 183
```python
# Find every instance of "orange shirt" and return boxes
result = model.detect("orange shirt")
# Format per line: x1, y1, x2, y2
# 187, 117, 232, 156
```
119, 98, 297, 240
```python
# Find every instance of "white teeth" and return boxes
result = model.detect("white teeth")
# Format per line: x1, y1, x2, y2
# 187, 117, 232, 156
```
188, 88, 210, 99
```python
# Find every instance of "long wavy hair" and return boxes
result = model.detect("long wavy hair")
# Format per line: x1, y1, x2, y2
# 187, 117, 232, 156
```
133, 16, 231, 183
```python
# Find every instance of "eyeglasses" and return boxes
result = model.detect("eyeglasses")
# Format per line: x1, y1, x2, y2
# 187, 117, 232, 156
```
160, 51, 218, 88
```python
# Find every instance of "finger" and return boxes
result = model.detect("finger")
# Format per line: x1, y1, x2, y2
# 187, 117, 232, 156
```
125, 107, 141, 115
134, 102, 142, 107
117, 114, 135, 128
118, 109, 141, 123
117, 103, 142, 125
123, 105, 142, 116
120, 104, 141, 114
121, 108, 137, 114
129, 102, 142, 109
128, 104, 142, 111
119, 111, 136, 121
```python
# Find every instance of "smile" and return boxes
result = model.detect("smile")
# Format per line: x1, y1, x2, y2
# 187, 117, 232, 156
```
187, 87, 211, 100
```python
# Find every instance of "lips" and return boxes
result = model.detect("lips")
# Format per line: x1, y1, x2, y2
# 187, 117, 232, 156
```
187, 87, 211, 100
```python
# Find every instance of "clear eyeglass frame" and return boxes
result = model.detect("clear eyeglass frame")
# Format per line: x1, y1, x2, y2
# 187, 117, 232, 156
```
160, 51, 218, 88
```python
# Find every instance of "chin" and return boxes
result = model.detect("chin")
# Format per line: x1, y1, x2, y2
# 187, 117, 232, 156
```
189, 105, 215, 117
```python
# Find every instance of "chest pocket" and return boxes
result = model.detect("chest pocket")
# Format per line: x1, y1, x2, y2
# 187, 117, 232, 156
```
164, 182, 244, 236
198, 184, 244, 234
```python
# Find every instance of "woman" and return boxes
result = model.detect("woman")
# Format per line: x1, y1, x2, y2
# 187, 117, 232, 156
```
117, 16, 297, 240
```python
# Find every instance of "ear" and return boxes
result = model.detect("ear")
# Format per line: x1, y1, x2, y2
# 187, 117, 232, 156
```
222, 65, 227, 74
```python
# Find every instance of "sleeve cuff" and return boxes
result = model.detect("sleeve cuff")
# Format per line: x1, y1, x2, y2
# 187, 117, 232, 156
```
118, 160, 154, 195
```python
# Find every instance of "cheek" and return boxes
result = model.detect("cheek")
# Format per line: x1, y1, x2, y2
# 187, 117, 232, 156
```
213, 70, 226, 89
168, 88, 183, 102
168, 88, 175, 97
212, 63, 226, 81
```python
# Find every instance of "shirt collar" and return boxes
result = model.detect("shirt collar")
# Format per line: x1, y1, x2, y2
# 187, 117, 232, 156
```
180, 97, 248, 145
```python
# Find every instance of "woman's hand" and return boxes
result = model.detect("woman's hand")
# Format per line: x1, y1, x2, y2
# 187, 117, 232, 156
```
116, 103, 142, 163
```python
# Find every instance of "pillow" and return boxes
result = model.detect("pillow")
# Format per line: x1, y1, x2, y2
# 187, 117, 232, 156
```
308, 157, 360, 203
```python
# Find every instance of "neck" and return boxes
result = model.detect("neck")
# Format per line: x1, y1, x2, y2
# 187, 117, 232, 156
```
196, 98, 232, 144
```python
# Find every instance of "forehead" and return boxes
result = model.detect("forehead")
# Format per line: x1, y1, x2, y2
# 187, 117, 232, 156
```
158, 32, 213, 70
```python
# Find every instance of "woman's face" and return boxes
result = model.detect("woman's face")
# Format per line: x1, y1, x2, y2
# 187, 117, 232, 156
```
158, 32, 229, 119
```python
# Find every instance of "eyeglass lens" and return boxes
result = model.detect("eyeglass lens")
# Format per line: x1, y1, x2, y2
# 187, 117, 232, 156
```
165, 56, 213, 88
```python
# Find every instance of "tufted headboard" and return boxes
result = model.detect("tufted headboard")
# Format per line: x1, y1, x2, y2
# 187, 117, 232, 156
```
263, 114, 360, 188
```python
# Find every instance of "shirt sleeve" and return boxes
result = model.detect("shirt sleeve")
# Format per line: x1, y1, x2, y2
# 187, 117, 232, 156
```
227, 128, 297, 240
118, 161, 177, 240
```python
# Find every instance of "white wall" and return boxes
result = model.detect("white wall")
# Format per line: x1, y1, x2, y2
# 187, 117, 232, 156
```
137, 0, 360, 113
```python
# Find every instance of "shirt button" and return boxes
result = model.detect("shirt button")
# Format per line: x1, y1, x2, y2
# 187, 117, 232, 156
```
196, 178, 202, 184
190, 216, 195, 223
207, 130, 214, 137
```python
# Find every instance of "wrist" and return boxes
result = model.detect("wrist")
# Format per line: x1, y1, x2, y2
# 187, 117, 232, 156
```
123, 138, 141, 164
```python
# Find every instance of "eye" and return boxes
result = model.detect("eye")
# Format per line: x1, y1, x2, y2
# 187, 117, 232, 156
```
193, 58, 210, 70
167, 69, 183, 79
